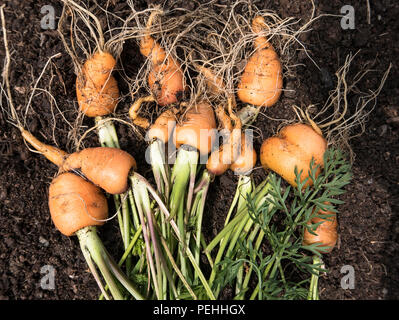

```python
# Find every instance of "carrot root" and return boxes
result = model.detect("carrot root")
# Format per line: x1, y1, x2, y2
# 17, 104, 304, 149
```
20, 127, 68, 167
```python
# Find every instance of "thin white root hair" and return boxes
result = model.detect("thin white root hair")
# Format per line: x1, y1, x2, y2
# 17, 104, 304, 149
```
300, 52, 392, 161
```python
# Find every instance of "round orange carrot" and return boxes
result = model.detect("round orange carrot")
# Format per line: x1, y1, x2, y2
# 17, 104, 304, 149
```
76, 51, 119, 117
173, 102, 217, 155
62, 147, 137, 195
230, 133, 257, 175
206, 109, 242, 176
260, 123, 327, 187
140, 10, 184, 106
237, 16, 283, 107
303, 206, 338, 253
49, 172, 108, 236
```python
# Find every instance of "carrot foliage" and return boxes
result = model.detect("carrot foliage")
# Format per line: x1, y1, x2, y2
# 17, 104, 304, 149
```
213, 148, 352, 299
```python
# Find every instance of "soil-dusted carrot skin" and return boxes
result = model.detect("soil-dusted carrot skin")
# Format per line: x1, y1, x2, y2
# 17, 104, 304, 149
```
76, 51, 119, 117
63, 147, 137, 195
147, 57, 184, 106
148, 108, 177, 144
49, 172, 108, 236
237, 16, 283, 107
82, 51, 117, 84
303, 207, 338, 253
140, 13, 184, 106
279, 124, 327, 165
230, 133, 257, 175
174, 102, 217, 155
260, 123, 327, 187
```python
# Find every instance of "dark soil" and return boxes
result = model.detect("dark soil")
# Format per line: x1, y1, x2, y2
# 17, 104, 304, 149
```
0, 0, 398, 300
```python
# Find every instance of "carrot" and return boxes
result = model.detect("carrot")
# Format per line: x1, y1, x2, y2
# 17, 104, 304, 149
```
279, 123, 326, 165
20, 128, 137, 195
140, 9, 184, 106
58, 1, 120, 118
62, 147, 137, 195
168, 102, 216, 271
76, 51, 120, 117
303, 206, 338, 253
48, 172, 144, 300
237, 16, 283, 107
230, 132, 257, 175
206, 102, 242, 176
49, 172, 108, 236
173, 102, 217, 155
260, 123, 327, 187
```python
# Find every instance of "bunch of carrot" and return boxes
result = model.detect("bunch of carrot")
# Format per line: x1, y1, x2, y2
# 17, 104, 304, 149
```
2, 1, 352, 300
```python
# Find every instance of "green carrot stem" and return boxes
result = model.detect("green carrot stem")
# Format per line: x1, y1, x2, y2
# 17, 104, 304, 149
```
249, 252, 277, 300
131, 177, 160, 298
235, 223, 261, 296
153, 191, 215, 299
205, 209, 247, 253
201, 236, 214, 268
159, 233, 196, 299
308, 255, 321, 300
236, 175, 253, 212
149, 139, 170, 201
129, 189, 140, 230
139, 184, 164, 300
192, 171, 210, 284
80, 239, 110, 300
104, 251, 145, 300
169, 147, 198, 221
76, 226, 125, 300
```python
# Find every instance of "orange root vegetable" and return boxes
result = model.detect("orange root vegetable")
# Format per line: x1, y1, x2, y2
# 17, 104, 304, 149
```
260, 123, 327, 187
20, 128, 136, 195
140, 10, 184, 106
49, 172, 108, 236
303, 206, 338, 253
173, 102, 217, 154
278, 123, 326, 165
206, 144, 232, 176
230, 133, 257, 175
76, 51, 120, 117
48, 171, 144, 300
206, 108, 242, 176
237, 16, 283, 107
148, 108, 177, 144
62, 147, 137, 195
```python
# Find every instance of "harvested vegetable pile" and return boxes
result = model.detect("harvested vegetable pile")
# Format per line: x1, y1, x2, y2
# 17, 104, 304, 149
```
0, 0, 397, 300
